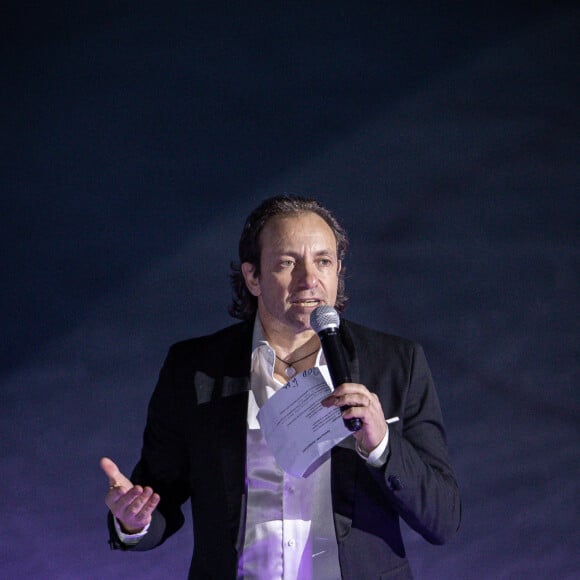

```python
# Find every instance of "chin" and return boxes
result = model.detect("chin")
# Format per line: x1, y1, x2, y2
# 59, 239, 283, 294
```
292, 316, 315, 333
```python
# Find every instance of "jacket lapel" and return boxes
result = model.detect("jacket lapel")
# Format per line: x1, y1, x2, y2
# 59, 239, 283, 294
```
331, 320, 361, 537
216, 390, 249, 551
209, 324, 252, 551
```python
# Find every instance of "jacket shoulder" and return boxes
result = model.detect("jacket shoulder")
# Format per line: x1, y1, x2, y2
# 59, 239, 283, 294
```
168, 320, 252, 356
163, 320, 253, 378
342, 318, 417, 353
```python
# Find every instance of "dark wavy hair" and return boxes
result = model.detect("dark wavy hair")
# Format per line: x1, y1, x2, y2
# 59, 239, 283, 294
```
229, 195, 349, 320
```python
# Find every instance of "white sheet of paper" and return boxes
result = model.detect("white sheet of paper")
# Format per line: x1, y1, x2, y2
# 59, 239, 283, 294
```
257, 367, 351, 477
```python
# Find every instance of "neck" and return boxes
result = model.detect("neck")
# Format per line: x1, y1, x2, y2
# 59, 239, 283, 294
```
267, 332, 321, 381
257, 320, 318, 360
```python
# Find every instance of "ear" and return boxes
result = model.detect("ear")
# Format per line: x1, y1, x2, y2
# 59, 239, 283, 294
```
337, 259, 342, 275
241, 262, 261, 297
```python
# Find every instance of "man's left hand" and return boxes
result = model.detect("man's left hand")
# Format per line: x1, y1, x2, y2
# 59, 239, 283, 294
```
321, 383, 387, 454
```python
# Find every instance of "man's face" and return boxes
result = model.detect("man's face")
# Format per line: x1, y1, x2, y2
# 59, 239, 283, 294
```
242, 212, 341, 339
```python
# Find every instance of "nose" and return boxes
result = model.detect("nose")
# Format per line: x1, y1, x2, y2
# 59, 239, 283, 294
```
295, 261, 318, 289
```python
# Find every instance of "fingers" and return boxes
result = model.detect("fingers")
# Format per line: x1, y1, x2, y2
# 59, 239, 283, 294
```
322, 383, 387, 450
100, 457, 131, 490
100, 457, 160, 533
321, 383, 379, 411
100, 456, 121, 484
108, 485, 160, 533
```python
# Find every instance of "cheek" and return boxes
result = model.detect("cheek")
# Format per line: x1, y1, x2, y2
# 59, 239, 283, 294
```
328, 273, 340, 295
264, 279, 292, 305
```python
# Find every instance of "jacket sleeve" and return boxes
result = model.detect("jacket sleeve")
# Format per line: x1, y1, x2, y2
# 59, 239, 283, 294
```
376, 343, 461, 544
107, 345, 192, 551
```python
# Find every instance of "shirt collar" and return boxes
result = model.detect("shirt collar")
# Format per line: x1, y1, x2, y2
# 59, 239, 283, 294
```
251, 316, 325, 368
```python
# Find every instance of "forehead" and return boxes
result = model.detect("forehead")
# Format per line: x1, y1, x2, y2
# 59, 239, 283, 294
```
259, 212, 337, 253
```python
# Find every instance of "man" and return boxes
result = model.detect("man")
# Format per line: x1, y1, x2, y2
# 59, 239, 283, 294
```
101, 195, 461, 579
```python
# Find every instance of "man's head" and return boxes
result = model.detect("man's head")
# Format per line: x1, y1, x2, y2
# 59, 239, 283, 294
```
229, 195, 349, 322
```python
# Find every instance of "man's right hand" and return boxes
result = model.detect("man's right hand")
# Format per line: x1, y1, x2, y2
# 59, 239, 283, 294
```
100, 457, 160, 534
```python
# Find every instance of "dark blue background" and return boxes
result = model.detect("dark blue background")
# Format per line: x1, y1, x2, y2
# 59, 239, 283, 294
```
1, 2, 578, 578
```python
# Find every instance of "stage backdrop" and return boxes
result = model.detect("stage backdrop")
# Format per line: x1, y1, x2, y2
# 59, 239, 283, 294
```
1, 2, 578, 578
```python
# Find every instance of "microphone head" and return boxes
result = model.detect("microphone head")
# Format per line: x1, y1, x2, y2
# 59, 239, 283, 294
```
310, 305, 340, 334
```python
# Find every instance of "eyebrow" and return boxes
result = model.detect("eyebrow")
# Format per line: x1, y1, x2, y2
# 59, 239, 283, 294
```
274, 249, 336, 258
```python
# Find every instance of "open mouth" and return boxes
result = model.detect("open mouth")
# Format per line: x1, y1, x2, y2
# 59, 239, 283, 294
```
291, 298, 322, 308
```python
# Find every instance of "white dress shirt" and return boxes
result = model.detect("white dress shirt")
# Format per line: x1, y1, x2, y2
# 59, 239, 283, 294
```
238, 322, 341, 579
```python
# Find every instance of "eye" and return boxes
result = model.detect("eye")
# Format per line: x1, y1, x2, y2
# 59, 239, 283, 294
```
317, 258, 333, 267
280, 259, 295, 268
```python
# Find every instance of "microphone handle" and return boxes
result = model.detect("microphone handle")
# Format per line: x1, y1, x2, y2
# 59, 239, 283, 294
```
319, 329, 363, 432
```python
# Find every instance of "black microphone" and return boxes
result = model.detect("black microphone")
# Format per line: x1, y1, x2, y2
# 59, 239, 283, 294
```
310, 305, 362, 432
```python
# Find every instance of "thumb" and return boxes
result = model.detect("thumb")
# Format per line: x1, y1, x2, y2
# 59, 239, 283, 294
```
100, 456, 132, 488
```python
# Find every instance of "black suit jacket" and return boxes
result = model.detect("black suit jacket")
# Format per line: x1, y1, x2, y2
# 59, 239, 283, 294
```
109, 319, 461, 579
